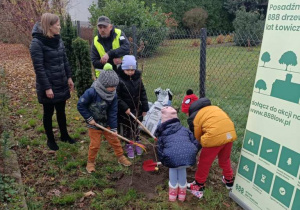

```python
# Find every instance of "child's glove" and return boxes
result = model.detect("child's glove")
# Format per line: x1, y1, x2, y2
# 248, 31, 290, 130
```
166, 88, 173, 101
88, 119, 96, 126
154, 87, 161, 97
125, 108, 131, 115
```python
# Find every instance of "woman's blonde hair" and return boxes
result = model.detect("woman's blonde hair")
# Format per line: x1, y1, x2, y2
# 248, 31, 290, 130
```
41, 13, 59, 37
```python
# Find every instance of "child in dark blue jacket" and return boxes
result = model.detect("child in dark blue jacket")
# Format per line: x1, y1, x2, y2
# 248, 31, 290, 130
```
155, 106, 201, 202
77, 65, 131, 173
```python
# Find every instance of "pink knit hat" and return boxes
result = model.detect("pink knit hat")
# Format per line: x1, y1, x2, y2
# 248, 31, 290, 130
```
161, 106, 178, 123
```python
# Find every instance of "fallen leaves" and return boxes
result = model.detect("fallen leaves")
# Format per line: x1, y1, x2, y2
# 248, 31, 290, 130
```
84, 191, 95, 197
47, 189, 61, 197
42, 176, 56, 182
0, 43, 36, 105
1, 43, 88, 208
47, 150, 56, 155
223, 202, 231, 207
78, 191, 96, 204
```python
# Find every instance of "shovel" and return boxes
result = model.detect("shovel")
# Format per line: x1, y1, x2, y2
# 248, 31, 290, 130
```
142, 159, 162, 171
94, 123, 147, 152
129, 112, 157, 141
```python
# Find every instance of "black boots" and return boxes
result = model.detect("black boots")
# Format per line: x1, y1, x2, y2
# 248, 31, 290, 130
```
60, 135, 76, 144
47, 139, 59, 151
46, 135, 75, 151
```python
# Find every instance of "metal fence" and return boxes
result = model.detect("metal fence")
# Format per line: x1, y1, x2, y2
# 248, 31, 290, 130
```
203, 30, 261, 161
76, 23, 261, 162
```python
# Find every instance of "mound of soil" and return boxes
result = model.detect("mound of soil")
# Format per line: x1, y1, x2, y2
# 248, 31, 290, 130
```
115, 144, 200, 200
115, 143, 238, 200
115, 144, 169, 199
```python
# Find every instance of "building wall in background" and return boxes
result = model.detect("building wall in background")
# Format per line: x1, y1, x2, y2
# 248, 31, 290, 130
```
67, 0, 96, 22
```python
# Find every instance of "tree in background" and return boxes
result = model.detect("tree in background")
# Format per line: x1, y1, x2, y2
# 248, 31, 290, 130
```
195, 1, 233, 31
0, 0, 50, 46
233, 7, 265, 46
141, 0, 233, 31
0, 0, 68, 47
97, 0, 105, 9
90, 0, 165, 28
72, 38, 93, 98
182, 8, 208, 34
89, 0, 175, 57
134, 0, 268, 31
51, 0, 68, 16
60, 14, 78, 83
224, 0, 268, 14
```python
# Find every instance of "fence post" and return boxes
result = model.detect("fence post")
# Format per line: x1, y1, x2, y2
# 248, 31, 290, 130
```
76, 20, 81, 38
200, 28, 207, 98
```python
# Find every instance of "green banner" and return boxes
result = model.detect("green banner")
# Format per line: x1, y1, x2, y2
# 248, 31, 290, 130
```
230, 1, 300, 209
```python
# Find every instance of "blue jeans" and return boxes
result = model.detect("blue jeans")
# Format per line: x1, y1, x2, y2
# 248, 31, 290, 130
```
169, 167, 188, 187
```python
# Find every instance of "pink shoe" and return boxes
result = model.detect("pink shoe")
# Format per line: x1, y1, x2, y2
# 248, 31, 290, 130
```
169, 183, 178, 202
178, 186, 187, 202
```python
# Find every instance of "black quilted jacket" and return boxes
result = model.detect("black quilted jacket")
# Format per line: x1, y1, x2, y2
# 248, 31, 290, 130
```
116, 67, 149, 120
30, 22, 72, 104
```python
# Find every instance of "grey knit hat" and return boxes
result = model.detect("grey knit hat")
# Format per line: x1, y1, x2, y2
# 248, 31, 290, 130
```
121, 55, 137, 70
97, 66, 119, 88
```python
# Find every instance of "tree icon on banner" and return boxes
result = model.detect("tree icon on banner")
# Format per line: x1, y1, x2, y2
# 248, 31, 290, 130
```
255, 79, 267, 93
261, 52, 271, 67
279, 51, 298, 71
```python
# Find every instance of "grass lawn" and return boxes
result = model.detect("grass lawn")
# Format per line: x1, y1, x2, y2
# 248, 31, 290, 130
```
0, 40, 261, 209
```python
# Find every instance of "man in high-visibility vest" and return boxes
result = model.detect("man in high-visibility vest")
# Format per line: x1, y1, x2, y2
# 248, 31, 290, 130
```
91, 16, 130, 77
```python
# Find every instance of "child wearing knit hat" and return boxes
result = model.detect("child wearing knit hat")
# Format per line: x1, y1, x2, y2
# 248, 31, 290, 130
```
181, 89, 199, 116
155, 106, 201, 202
77, 64, 132, 173
117, 55, 149, 158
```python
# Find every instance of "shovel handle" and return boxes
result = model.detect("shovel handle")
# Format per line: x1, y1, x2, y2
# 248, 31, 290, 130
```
94, 123, 147, 152
154, 162, 162, 166
129, 112, 157, 140
94, 123, 131, 144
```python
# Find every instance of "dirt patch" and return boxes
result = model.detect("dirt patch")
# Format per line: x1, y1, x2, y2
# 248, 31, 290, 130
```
116, 143, 238, 200
116, 144, 169, 200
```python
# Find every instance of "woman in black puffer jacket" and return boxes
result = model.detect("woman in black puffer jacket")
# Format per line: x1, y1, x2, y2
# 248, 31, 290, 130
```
30, 13, 75, 151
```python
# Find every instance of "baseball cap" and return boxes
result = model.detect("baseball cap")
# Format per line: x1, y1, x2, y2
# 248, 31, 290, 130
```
97, 16, 111, 26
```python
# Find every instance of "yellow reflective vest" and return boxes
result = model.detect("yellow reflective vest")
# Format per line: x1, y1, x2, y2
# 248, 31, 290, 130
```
94, 28, 122, 78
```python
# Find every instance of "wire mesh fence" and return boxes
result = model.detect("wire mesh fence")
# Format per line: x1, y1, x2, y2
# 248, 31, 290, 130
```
76, 23, 262, 162
204, 31, 261, 161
